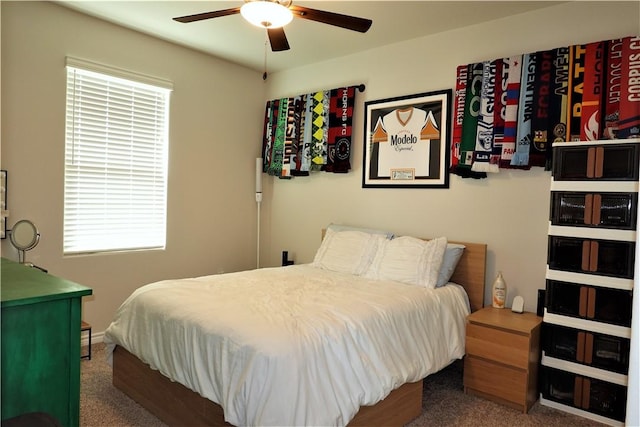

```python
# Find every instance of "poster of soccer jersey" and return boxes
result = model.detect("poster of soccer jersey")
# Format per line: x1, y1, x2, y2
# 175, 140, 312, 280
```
363, 89, 451, 188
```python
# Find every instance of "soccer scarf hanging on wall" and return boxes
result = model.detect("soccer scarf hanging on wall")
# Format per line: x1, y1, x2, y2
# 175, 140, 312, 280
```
326, 86, 356, 173
450, 64, 467, 171
471, 60, 498, 173
530, 49, 554, 169
581, 42, 605, 141
450, 63, 487, 179
261, 85, 360, 178
262, 86, 356, 179
511, 52, 535, 169
309, 91, 329, 172
500, 55, 522, 168
618, 36, 640, 139
603, 39, 623, 139
491, 59, 506, 167
453, 34, 639, 177
567, 44, 586, 142
267, 98, 286, 176
548, 47, 569, 145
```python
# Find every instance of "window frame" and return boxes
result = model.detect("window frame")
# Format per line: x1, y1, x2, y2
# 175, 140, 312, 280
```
63, 57, 173, 255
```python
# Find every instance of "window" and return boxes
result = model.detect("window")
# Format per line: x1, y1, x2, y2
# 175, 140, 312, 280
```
64, 58, 172, 254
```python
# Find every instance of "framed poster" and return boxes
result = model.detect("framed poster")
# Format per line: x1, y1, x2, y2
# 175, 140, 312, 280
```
362, 89, 452, 188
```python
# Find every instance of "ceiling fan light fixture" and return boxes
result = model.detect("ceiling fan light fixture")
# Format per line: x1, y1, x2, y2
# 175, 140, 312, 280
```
240, 1, 293, 29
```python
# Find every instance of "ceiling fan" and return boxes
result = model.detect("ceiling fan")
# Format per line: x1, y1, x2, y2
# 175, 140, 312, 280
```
173, 0, 373, 52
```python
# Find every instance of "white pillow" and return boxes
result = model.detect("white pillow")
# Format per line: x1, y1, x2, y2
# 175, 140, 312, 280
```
436, 243, 466, 287
313, 228, 385, 275
327, 223, 394, 239
365, 236, 447, 288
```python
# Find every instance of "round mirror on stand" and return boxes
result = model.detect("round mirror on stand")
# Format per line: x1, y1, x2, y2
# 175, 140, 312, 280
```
9, 219, 40, 267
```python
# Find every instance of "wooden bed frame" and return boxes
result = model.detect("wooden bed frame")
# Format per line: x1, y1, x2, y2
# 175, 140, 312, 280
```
112, 239, 487, 427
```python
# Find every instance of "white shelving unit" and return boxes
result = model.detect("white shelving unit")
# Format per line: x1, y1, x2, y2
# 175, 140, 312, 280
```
541, 138, 639, 426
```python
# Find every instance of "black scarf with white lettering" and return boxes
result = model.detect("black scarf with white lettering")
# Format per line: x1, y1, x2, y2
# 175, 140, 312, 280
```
325, 86, 356, 173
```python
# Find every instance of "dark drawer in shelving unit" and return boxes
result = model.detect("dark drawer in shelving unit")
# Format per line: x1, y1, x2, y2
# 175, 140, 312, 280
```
550, 192, 637, 230
545, 280, 632, 327
543, 323, 630, 374
553, 144, 640, 181
548, 236, 635, 278
541, 366, 627, 422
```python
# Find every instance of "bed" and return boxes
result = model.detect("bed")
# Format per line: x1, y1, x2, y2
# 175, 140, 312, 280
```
105, 230, 487, 426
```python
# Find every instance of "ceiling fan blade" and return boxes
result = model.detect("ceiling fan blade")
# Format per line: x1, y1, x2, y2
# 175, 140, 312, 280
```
268, 27, 290, 52
289, 5, 372, 33
173, 7, 241, 23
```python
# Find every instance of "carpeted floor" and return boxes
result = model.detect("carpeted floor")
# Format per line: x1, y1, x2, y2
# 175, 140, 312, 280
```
80, 343, 605, 426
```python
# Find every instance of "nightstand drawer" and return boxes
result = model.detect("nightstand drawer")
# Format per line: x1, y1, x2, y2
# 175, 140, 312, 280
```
464, 356, 527, 407
466, 323, 530, 369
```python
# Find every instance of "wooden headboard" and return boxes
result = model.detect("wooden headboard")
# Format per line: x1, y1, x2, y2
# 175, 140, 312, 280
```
446, 240, 487, 312
320, 230, 487, 312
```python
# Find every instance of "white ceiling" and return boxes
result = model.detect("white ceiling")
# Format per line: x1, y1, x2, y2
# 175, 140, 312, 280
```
55, 1, 564, 73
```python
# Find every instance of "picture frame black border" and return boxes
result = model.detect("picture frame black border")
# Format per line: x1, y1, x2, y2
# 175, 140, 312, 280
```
362, 89, 452, 189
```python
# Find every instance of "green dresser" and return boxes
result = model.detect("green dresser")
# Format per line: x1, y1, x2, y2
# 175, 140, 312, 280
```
1, 258, 92, 427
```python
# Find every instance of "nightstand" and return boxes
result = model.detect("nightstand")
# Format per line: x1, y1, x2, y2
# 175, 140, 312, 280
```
463, 306, 542, 413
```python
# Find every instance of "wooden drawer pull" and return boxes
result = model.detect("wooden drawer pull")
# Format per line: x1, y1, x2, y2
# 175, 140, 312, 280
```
581, 240, 591, 271
586, 147, 596, 178
574, 376, 583, 408
579, 286, 588, 318
594, 147, 604, 178
587, 287, 596, 319
577, 331, 585, 363
591, 194, 601, 225
589, 241, 599, 272
582, 378, 591, 409
584, 333, 594, 365
584, 194, 593, 225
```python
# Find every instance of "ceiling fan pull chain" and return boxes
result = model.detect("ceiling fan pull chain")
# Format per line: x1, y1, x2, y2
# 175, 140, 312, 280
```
263, 36, 268, 80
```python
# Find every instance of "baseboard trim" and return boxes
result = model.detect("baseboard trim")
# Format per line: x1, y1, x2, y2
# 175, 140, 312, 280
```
82, 330, 105, 347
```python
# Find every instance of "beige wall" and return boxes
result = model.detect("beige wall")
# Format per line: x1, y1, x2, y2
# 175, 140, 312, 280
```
1, 1, 266, 333
261, 1, 640, 313
1, 1, 639, 332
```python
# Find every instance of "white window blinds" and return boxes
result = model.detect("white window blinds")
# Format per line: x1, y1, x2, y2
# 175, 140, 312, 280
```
64, 58, 172, 254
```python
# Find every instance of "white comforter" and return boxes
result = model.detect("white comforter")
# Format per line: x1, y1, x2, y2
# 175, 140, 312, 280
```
104, 264, 470, 426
